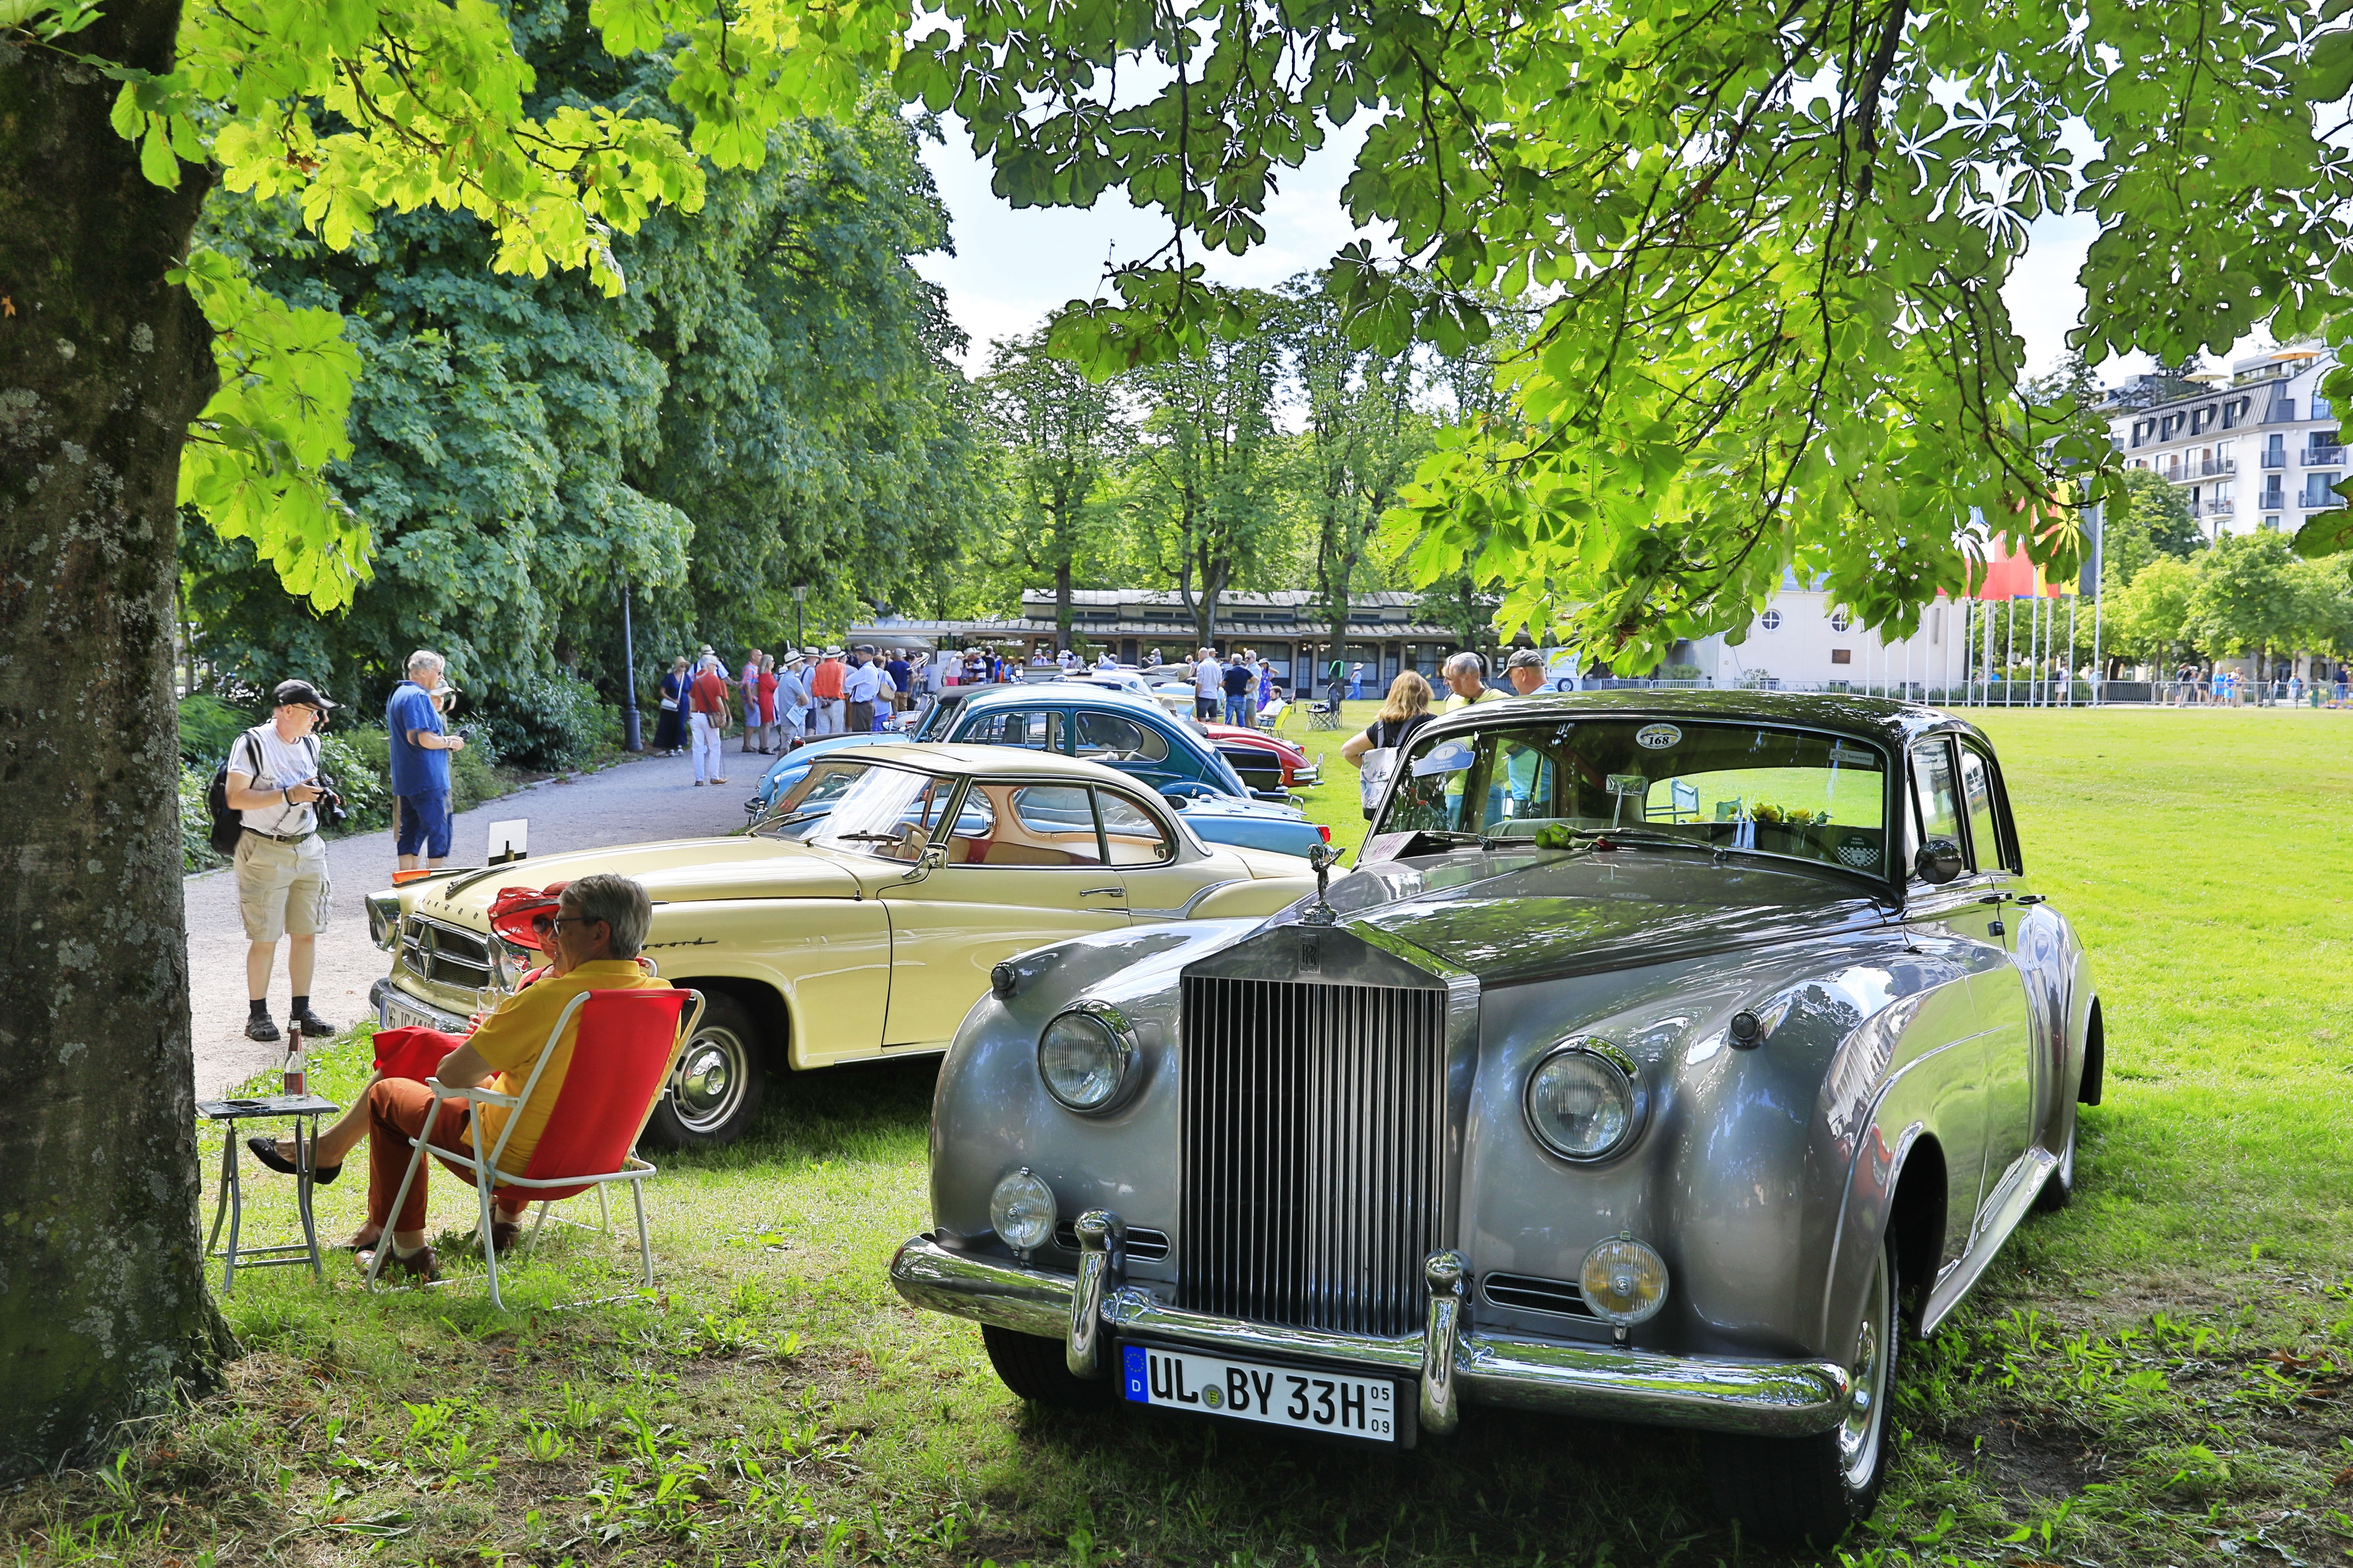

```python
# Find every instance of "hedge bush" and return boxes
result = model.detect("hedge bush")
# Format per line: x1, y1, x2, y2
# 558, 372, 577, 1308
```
470, 671, 623, 774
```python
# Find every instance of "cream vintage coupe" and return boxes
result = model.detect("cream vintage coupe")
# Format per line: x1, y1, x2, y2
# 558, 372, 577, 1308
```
367, 745, 1332, 1147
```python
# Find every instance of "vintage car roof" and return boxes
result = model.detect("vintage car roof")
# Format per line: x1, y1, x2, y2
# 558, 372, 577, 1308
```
949, 680, 1169, 713
821, 741, 1169, 787
1414, 687, 1974, 752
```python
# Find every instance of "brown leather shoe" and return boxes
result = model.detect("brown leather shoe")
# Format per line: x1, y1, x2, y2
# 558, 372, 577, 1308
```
488, 1219, 523, 1256
347, 1223, 383, 1252
359, 1244, 439, 1284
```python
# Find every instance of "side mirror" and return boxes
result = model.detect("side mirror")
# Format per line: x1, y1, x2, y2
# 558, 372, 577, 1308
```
899, 843, 947, 883
1913, 836, 1965, 885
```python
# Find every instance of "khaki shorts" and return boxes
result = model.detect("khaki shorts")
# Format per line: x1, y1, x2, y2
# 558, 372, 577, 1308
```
235, 831, 332, 943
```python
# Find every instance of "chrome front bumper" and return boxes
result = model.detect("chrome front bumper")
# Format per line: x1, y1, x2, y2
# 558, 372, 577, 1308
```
890, 1229, 1851, 1437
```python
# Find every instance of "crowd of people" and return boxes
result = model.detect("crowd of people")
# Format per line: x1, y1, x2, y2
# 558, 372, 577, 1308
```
648, 644, 941, 786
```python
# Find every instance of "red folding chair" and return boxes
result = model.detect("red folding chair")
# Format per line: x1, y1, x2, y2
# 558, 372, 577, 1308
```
367, 988, 704, 1308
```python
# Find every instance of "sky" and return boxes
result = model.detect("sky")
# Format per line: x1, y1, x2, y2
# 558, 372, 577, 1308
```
909, 117, 2207, 386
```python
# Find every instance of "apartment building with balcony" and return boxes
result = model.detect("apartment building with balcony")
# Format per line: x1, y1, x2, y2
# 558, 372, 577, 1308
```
2103, 343, 2342, 536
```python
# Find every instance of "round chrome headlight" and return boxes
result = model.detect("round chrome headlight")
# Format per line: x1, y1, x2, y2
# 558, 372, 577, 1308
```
1038, 1003, 1139, 1113
366, 895, 402, 953
1580, 1235, 1670, 1326
989, 1168, 1056, 1252
1523, 1039, 1645, 1162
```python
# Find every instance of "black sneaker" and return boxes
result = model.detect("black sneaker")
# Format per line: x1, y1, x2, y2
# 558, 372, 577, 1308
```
245, 1014, 281, 1043
293, 1009, 338, 1038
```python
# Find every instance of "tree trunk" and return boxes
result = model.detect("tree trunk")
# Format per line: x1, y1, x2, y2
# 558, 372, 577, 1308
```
1054, 559, 1073, 650
0, 0, 235, 1480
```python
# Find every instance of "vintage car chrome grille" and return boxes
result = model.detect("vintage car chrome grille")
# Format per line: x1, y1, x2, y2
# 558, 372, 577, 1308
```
398, 916, 497, 991
1178, 974, 1448, 1338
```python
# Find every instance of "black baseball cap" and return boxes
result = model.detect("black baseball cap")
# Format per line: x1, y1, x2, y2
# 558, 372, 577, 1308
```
273, 679, 337, 711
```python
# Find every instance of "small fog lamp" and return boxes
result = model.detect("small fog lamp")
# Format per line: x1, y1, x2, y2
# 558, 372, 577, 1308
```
1580, 1235, 1669, 1326
1038, 1003, 1138, 1112
989, 1168, 1056, 1254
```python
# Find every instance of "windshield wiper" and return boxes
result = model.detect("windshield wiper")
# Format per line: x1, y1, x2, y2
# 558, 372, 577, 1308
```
1565, 827, 1702, 849
829, 830, 906, 844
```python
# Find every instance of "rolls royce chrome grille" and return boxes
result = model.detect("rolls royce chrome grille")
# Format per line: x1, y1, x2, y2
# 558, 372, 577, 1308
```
1179, 975, 1448, 1338
398, 916, 497, 990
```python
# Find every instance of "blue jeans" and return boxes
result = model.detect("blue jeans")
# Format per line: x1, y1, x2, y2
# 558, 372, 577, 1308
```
1224, 695, 1248, 725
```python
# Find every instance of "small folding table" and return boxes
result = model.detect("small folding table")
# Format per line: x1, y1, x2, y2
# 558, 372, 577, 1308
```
198, 1094, 340, 1290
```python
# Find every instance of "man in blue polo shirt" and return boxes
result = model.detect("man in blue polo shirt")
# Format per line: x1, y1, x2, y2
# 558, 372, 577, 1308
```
388, 649, 467, 870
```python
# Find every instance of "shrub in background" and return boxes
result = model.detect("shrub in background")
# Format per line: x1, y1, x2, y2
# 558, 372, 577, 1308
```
178, 692, 255, 764
177, 766, 225, 872
471, 671, 622, 773
318, 729, 394, 832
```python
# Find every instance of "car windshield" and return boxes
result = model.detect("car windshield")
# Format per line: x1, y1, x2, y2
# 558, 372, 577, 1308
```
761, 759, 961, 862
1373, 718, 1892, 878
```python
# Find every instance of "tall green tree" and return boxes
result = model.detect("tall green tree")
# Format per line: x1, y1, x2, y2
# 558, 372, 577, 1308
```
2099, 468, 2206, 592
179, 78, 975, 740
1125, 298, 1285, 647
908, 0, 2353, 660
980, 328, 1128, 646
2189, 530, 2327, 673
1274, 272, 1427, 694
0, 0, 890, 1477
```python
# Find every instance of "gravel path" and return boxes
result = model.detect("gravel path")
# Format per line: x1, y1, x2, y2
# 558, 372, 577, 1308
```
186, 747, 768, 1096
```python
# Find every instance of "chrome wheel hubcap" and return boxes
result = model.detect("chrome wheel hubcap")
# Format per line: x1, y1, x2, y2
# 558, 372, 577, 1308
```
671, 1029, 749, 1132
1838, 1251, 1892, 1489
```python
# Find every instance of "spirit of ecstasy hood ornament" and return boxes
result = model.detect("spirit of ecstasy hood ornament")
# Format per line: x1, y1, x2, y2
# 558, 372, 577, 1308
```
1301, 843, 1340, 925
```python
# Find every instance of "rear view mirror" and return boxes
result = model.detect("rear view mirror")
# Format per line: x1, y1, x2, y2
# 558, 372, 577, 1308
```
1913, 837, 1964, 884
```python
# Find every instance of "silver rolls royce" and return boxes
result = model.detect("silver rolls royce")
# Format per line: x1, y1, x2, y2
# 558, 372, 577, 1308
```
890, 692, 2102, 1542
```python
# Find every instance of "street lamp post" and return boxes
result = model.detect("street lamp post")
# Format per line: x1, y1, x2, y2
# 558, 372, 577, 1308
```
793, 583, 808, 654
620, 579, 642, 752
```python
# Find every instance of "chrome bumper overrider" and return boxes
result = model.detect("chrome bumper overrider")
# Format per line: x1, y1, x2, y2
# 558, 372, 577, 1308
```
890, 1229, 1851, 1437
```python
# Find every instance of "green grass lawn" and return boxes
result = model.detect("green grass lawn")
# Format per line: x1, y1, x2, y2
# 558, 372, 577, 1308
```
13, 707, 2353, 1567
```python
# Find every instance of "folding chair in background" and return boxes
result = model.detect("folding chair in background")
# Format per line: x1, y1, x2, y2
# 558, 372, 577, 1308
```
368, 988, 704, 1308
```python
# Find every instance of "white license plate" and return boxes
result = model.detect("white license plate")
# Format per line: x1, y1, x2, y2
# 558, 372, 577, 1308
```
1121, 1345, 1399, 1441
381, 993, 446, 1031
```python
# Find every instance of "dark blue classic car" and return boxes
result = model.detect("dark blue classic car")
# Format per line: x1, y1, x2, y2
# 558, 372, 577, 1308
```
753, 684, 1262, 804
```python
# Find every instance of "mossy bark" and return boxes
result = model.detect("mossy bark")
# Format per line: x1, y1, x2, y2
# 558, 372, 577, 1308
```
0, 0, 236, 1480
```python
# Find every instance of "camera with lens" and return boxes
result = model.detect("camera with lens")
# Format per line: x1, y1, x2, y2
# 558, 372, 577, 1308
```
314, 774, 349, 828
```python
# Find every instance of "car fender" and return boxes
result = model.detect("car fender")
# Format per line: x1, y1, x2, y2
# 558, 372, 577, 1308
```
641, 898, 893, 1070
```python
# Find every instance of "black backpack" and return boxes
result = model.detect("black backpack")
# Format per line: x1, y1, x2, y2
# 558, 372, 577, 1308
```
205, 728, 318, 856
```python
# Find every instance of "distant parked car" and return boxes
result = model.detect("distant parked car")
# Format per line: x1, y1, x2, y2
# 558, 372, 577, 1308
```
895, 691, 2100, 1544
750, 684, 1276, 812
1200, 722, 1320, 788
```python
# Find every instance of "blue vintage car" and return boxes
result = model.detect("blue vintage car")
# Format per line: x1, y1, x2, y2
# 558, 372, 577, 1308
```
751, 683, 1293, 814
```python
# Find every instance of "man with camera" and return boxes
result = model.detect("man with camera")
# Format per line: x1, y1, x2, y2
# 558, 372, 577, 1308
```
388, 649, 466, 873
223, 679, 344, 1043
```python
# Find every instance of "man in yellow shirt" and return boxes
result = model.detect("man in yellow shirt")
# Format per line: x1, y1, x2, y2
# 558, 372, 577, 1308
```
1440, 651, 1506, 711
359, 874, 673, 1282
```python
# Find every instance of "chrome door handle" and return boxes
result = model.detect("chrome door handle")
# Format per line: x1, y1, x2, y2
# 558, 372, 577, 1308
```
1081, 886, 1126, 897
